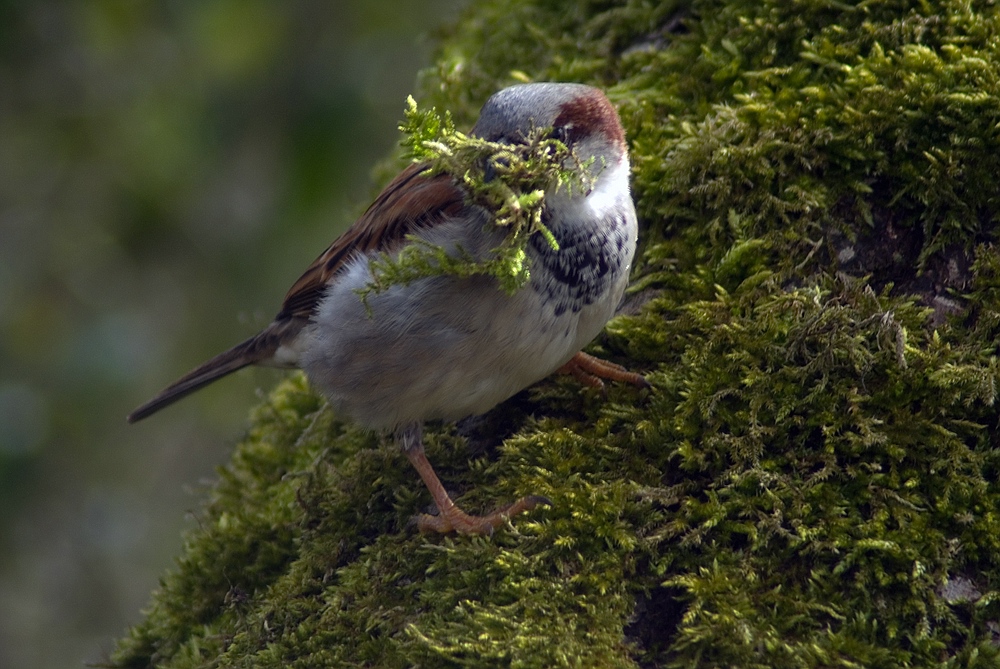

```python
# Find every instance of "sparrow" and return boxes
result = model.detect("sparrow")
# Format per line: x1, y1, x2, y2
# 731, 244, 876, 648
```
129, 82, 644, 535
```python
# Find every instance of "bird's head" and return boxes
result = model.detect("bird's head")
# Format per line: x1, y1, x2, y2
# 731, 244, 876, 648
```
471, 82, 629, 182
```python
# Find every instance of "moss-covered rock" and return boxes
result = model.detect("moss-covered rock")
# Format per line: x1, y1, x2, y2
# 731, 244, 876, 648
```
114, 0, 1000, 666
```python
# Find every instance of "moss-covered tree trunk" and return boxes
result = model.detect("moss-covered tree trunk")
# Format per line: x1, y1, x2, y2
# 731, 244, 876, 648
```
114, 1, 1000, 667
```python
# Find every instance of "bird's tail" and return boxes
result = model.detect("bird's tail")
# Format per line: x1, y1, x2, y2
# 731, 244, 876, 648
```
127, 332, 279, 423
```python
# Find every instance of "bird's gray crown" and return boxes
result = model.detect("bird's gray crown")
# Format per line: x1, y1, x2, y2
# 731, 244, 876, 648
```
471, 82, 624, 149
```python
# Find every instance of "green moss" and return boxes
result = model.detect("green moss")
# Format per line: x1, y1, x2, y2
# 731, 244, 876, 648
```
361, 96, 582, 300
114, 0, 1000, 667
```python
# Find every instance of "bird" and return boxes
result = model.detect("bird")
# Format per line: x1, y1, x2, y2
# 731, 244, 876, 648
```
128, 82, 643, 535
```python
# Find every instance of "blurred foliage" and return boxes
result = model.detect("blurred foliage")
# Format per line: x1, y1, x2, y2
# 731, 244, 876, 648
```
0, 1, 461, 668
108, 0, 1000, 667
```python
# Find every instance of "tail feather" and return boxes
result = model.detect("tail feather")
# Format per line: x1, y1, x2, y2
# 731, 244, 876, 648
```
128, 333, 275, 423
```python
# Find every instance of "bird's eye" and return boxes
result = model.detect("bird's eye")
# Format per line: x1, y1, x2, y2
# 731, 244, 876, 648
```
550, 126, 570, 144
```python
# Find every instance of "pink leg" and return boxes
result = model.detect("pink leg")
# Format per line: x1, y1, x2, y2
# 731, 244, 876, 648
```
557, 351, 649, 389
398, 424, 549, 535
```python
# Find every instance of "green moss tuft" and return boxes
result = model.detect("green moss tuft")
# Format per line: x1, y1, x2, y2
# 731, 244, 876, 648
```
114, 0, 1000, 667
361, 96, 590, 301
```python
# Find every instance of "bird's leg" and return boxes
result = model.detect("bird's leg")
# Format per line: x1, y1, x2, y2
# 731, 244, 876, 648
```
397, 423, 549, 535
557, 351, 649, 389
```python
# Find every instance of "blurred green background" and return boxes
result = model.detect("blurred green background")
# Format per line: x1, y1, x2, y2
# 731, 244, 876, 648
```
0, 1, 463, 666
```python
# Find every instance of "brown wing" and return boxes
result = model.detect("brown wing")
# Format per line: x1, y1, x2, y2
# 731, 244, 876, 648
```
128, 162, 468, 423
276, 162, 467, 322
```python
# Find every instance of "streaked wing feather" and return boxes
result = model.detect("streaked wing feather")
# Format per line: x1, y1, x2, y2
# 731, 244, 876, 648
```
128, 163, 468, 423
276, 163, 467, 321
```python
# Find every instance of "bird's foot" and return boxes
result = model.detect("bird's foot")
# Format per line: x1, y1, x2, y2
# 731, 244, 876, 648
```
399, 424, 549, 535
415, 494, 551, 535
558, 351, 649, 389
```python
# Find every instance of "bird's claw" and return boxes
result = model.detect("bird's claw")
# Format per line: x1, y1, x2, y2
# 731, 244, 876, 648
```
416, 494, 552, 535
